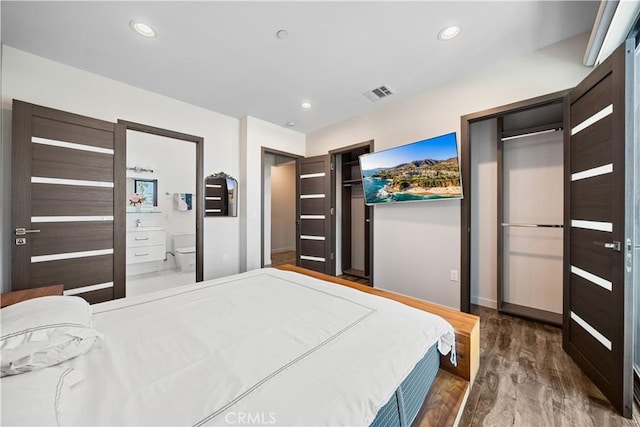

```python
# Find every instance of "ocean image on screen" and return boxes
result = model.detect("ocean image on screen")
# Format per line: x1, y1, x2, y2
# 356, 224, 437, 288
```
359, 132, 462, 205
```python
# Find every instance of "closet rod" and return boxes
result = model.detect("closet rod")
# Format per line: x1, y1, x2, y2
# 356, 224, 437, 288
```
501, 128, 562, 142
501, 223, 563, 228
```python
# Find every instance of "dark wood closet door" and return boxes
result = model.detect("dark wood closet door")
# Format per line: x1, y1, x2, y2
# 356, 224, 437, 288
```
296, 155, 333, 274
563, 40, 633, 417
11, 100, 124, 303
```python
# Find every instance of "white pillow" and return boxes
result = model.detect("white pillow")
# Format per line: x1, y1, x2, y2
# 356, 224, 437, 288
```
1, 295, 103, 376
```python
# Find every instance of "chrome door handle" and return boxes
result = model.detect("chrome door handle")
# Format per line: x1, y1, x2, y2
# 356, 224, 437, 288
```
593, 241, 621, 251
15, 228, 40, 236
135, 252, 149, 257
135, 237, 149, 241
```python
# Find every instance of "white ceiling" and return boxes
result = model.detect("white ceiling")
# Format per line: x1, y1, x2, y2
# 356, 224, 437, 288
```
1, 1, 599, 134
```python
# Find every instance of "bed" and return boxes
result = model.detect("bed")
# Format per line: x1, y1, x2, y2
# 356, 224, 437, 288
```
1, 266, 477, 426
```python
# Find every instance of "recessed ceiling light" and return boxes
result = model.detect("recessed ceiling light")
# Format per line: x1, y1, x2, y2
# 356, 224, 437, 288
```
276, 29, 289, 40
130, 20, 156, 38
285, 121, 296, 127
300, 102, 312, 109
437, 25, 461, 41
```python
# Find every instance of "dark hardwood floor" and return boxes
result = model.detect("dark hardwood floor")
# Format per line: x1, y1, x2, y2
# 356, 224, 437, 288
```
269, 250, 296, 267
461, 306, 638, 427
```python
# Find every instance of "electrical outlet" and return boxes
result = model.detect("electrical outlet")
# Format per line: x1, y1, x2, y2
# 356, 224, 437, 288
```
222, 253, 229, 262
450, 270, 459, 282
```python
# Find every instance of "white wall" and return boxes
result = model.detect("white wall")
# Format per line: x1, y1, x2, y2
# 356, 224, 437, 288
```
306, 33, 593, 309
470, 119, 498, 308
239, 116, 305, 272
1, 46, 241, 291
271, 162, 296, 253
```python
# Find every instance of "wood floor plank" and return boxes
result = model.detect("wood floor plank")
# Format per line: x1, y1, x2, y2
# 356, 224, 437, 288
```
413, 369, 468, 427
460, 306, 638, 427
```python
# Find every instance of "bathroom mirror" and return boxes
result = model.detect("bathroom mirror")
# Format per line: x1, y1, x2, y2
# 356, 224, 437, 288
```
134, 178, 158, 207
126, 177, 158, 209
205, 172, 238, 217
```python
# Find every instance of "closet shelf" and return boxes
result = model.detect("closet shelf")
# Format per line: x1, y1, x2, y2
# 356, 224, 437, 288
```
342, 160, 360, 166
342, 179, 362, 186
501, 121, 563, 141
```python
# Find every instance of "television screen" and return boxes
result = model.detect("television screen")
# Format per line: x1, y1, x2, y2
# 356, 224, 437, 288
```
359, 132, 463, 205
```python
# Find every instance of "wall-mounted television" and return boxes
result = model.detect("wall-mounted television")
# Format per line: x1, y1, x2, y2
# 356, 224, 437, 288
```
359, 132, 463, 205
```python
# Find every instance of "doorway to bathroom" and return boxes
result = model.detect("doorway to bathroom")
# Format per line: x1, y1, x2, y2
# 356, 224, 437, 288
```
261, 148, 301, 268
120, 121, 203, 297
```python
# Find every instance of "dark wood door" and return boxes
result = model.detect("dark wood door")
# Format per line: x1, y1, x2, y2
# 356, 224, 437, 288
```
296, 155, 333, 274
11, 100, 124, 303
563, 40, 633, 417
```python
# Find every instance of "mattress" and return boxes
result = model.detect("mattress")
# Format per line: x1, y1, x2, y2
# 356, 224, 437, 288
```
370, 343, 440, 427
2, 268, 455, 426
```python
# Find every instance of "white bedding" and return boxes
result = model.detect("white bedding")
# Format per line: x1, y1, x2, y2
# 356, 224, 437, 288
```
6, 268, 455, 426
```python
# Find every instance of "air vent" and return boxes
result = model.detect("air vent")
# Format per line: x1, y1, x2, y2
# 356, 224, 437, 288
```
363, 85, 395, 102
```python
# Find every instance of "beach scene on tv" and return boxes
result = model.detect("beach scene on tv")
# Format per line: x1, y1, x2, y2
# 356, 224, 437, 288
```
359, 132, 462, 204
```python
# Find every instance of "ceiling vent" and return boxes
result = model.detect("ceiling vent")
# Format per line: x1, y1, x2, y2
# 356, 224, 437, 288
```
363, 85, 395, 103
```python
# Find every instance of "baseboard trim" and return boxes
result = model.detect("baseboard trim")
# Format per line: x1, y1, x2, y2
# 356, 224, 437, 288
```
471, 296, 497, 309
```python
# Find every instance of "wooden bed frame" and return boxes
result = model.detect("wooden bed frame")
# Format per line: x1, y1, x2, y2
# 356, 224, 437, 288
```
277, 264, 480, 426
1, 268, 479, 426
0, 284, 63, 308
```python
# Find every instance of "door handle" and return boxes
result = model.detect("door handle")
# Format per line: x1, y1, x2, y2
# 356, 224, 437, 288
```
593, 241, 621, 251
15, 228, 40, 236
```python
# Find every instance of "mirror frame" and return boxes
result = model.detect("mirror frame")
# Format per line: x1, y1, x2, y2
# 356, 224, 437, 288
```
115, 120, 204, 298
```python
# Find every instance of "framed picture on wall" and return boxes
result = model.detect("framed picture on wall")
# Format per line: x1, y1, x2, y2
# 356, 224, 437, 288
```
134, 178, 158, 207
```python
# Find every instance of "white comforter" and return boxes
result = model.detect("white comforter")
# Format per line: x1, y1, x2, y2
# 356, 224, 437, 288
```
23, 268, 456, 426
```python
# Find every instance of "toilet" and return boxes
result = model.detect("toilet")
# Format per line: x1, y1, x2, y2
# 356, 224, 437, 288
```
173, 232, 196, 272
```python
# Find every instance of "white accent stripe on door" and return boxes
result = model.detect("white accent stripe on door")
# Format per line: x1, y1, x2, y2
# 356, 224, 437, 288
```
206, 209, 221, 213
31, 248, 114, 263
571, 220, 613, 232
300, 255, 326, 262
571, 164, 613, 182
32, 176, 114, 188
31, 216, 114, 223
300, 215, 325, 220
32, 137, 115, 155
300, 173, 325, 179
571, 265, 613, 291
206, 184, 222, 188
570, 311, 612, 350
571, 104, 613, 135
300, 194, 325, 199
63, 282, 114, 296
300, 235, 325, 241
205, 197, 221, 201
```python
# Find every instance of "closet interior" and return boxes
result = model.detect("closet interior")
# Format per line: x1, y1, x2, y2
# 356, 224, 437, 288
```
497, 102, 565, 325
332, 141, 373, 282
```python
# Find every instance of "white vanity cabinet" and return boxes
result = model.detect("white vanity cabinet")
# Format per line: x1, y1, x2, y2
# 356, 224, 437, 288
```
126, 228, 166, 264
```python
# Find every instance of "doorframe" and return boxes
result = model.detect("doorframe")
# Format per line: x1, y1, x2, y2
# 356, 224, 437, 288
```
260, 147, 302, 268
116, 120, 204, 292
459, 90, 570, 312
